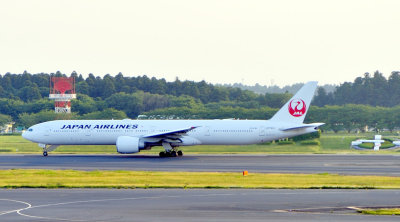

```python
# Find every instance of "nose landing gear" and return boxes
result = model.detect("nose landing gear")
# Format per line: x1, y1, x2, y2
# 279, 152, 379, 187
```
38, 144, 59, 157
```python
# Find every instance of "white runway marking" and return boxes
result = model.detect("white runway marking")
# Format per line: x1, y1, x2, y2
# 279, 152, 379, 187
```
0, 199, 32, 216
1, 193, 239, 221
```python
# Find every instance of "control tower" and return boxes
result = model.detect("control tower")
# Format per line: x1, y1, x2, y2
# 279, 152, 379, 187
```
49, 77, 76, 113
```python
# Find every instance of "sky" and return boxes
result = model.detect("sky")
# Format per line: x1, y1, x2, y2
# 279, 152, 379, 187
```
0, 0, 399, 86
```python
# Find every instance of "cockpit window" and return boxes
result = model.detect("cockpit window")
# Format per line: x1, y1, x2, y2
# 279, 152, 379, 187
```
28, 128, 33, 132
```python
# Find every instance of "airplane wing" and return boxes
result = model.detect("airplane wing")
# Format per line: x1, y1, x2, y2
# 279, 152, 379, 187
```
143, 126, 198, 138
280, 123, 325, 131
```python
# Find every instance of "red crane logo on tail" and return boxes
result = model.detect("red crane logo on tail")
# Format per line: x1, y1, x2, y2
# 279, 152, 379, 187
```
288, 99, 306, 117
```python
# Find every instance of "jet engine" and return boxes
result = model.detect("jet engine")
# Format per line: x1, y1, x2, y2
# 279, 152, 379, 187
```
116, 136, 145, 153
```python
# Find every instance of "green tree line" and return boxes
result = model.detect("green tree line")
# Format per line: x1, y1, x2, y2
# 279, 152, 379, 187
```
0, 71, 289, 107
313, 71, 400, 107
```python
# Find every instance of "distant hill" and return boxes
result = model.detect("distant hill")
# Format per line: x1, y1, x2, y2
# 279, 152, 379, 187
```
219, 83, 337, 94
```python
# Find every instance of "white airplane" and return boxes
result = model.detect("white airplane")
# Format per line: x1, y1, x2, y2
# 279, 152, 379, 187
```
22, 81, 324, 157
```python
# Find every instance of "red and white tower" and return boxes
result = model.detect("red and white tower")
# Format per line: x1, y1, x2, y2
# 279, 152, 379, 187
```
49, 77, 76, 113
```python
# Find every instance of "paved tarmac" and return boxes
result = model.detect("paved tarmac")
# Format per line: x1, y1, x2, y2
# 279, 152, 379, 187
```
1, 189, 400, 222
0, 154, 400, 175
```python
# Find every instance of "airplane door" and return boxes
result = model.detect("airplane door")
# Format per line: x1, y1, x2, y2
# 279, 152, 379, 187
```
150, 126, 156, 134
205, 126, 211, 136
259, 126, 265, 137
80, 129, 92, 144
85, 129, 92, 137
44, 128, 51, 136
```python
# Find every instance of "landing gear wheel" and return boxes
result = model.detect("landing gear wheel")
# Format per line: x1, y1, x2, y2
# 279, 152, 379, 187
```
43, 151, 48, 157
177, 150, 183, 156
159, 150, 180, 158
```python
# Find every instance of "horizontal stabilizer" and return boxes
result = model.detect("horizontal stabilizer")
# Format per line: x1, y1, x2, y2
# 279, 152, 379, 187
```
280, 123, 325, 131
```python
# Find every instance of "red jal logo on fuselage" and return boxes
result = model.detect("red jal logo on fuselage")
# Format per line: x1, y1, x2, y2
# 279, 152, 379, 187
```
288, 99, 306, 117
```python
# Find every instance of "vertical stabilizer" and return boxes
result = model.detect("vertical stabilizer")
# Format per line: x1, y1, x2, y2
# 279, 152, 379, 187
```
270, 81, 318, 124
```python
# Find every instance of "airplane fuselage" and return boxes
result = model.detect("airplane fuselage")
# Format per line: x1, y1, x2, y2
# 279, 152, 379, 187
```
24, 119, 316, 147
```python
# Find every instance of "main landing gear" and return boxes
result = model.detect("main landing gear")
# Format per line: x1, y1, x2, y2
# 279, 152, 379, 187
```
159, 142, 183, 157
159, 150, 183, 157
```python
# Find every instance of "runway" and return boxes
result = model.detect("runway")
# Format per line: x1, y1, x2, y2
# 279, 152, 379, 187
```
2, 155, 400, 221
0, 154, 400, 175
1, 189, 400, 221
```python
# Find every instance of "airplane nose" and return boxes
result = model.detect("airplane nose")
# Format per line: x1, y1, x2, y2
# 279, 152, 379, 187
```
22, 131, 27, 139
22, 131, 30, 140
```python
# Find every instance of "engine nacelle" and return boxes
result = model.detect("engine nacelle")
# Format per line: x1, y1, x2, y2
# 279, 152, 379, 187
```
116, 136, 145, 154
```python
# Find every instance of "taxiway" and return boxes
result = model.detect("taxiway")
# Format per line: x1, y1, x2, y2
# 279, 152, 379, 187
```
0, 154, 399, 175
1, 189, 400, 222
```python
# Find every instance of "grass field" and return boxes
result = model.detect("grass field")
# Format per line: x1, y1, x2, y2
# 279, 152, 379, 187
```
2, 169, 400, 189
358, 208, 400, 215
1, 132, 400, 154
